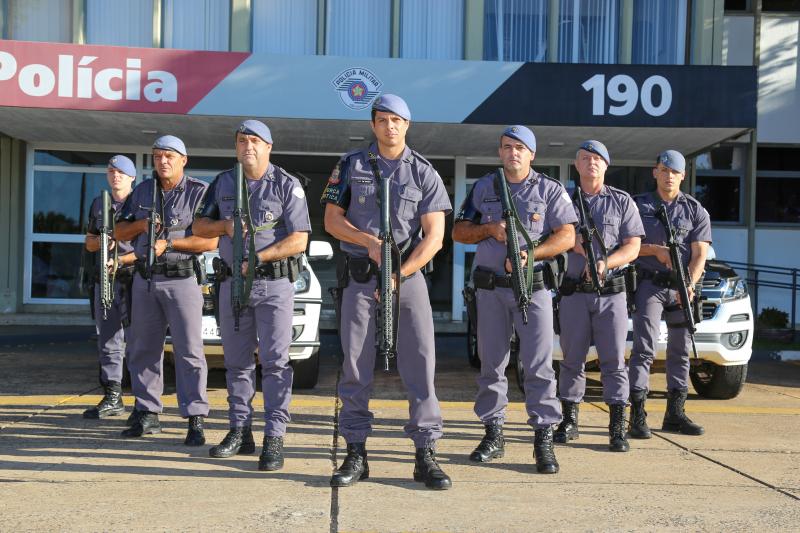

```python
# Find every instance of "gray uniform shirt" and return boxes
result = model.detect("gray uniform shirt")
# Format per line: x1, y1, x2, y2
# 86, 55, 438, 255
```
457, 170, 578, 275
634, 191, 712, 273
565, 184, 645, 279
198, 164, 312, 266
120, 175, 208, 264
320, 143, 452, 257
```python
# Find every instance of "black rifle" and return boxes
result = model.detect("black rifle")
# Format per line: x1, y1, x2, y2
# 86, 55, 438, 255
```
231, 162, 256, 331
495, 168, 535, 324
138, 172, 161, 291
574, 186, 604, 295
99, 190, 115, 320
655, 204, 699, 359
369, 154, 401, 373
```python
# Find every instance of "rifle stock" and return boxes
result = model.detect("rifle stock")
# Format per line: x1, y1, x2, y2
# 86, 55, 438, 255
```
372, 156, 401, 373
496, 168, 533, 324
656, 204, 699, 359
575, 186, 602, 295
99, 190, 113, 319
232, 163, 245, 331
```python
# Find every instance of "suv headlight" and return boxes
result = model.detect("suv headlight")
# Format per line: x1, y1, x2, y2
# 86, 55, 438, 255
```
721, 278, 747, 301
294, 271, 310, 293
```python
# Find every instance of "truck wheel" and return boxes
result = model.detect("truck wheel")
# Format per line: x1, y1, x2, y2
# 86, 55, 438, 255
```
690, 362, 748, 399
467, 319, 480, 369
292, 335, 320, 390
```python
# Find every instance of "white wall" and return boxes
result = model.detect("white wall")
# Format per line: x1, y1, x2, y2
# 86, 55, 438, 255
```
722, 16, 754, 66
711, 227, 749, 264
758, 16, 800, 144
752, 228, 800, 325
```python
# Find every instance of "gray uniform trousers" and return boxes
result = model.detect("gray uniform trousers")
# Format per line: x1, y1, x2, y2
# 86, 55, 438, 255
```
94, 281, 128, 386
475, 287, 561, 429
558, 291, 629, 405
128, 273, 209, 417
628, 279, 691, 392
338, 271, 443, 448
218, 277, 294, 436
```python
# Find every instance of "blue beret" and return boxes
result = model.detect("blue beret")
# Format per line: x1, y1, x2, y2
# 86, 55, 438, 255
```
108, 155, 136, 177
236, 119, 273, 144
372, 93, 411, 121
657, 150, 686, 173
501, 125, 536, 153
578, 140, 611, 166
152, 135, 187, 156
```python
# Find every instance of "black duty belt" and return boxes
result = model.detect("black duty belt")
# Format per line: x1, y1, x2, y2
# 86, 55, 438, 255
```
639, 269, 681, 289
561, 273, 626, 296
135, 259, 195, 279
473, 266, 546, 292
215, 257, 291, 281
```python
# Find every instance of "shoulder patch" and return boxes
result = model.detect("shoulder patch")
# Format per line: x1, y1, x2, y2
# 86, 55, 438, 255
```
292, 187, 306, 199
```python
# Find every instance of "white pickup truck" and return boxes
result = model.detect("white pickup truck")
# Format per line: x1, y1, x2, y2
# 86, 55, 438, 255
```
466, 252, 754, 399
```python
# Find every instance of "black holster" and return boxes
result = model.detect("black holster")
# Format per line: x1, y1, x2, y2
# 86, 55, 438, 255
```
117, 269, 134, 328
329, 252, 350, 338
542, 252, 568, 291
463, 284, 478, 333
623, 264, 638, 314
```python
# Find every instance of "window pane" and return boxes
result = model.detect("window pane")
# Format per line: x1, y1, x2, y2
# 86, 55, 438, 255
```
401, 0, 463, 59
757, 147, 800, 171
8, 0, 71, 42
632, 0, 687, 65
252, 0, 317, 55
86, 0, 154, 47
695, 176, 740, 222
483, 0, 548, 61
31, 242, 87, 299
326, 0, 391, 58
696, 147, 746, 171
558, 0, 619, 64
35, 150, 135, 167
163, 0, 229, 51
756, 177, 800, 223
33, 171, 108, 234
763, 0, 800, 12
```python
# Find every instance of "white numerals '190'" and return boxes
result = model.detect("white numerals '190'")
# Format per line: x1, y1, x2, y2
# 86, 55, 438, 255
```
582, 74, 672, 117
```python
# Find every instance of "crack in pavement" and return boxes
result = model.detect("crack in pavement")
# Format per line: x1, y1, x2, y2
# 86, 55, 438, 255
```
329, 367, 341, 533
0, 385, 102, 433
590, 401, 800, 502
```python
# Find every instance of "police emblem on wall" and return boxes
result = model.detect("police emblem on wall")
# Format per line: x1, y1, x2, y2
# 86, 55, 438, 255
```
332, 67, 382, 110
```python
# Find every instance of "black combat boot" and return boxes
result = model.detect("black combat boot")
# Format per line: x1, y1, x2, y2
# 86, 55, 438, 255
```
628, 389, 652, 439
662, 389, 704, 435
608, 403, 630, 452
258, 436, 284, 471
533, 427, 559, 474
120, 411, 161, 438
209, 427, 256, 458
330, 443, 369, 487
553, 400, 579, 443
126, 408, 141, 427
414, 447, 452, 490
83, 381, 124, 419
469, 422, 505, 463
184, 415, 206, 446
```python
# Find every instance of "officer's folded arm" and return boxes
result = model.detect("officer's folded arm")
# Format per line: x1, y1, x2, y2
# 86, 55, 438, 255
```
532, 223, 575, 260
399, 211, 444, 278
191, 217, 231, 239
254, 231, 309, 263
323, 204, 381, 251
167, 235, 219, 254
451, 219, 505, 244
114, 218, 149, 242
605, 236, 642, 270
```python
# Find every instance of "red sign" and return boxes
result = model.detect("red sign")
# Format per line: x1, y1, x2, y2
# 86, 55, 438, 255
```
0, 40, 248, 114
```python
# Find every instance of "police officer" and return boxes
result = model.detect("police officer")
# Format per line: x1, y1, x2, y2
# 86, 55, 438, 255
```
554, 141, 644, 452
115, 135, 218, 445
194, 120, 311, 471
628, 150, 711, 438
82, 155, 137, 419
452, 126, 577, 474
322, 94, 453, 490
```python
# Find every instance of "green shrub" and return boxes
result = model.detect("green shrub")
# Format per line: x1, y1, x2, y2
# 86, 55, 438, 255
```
757, 307, 789, 329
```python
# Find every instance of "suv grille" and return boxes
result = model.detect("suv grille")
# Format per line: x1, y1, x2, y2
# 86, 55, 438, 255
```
702, 301, 718, 320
